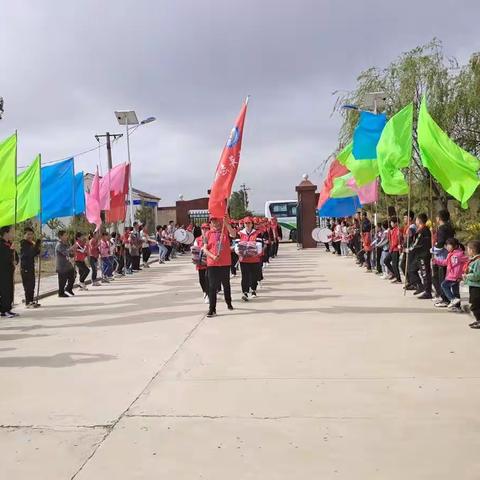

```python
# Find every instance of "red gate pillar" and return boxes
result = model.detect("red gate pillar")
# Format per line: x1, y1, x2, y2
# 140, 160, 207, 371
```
295, 174, 318, 249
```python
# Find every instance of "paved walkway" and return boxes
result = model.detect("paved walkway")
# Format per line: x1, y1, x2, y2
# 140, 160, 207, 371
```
2, 244, 479, 479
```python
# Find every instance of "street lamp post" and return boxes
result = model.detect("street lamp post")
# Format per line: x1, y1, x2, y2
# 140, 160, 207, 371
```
114, 111, 156, 227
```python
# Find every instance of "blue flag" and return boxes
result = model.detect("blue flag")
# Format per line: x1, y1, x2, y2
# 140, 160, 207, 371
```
353, 111, 387, 159
74, 172, 86, 215
41, 158, 75, 223
318, 196, 361, 218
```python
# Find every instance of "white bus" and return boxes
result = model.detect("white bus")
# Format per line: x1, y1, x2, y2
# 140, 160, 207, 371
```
265, 200, 298, 242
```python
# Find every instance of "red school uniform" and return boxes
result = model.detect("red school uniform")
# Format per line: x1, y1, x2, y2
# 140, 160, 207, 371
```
205, 229, 232, 267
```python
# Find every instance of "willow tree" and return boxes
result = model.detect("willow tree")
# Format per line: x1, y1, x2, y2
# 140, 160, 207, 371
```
334, 38, 480, 212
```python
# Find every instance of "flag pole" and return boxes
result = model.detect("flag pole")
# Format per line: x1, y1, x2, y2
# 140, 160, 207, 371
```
403, 165, 413, 296
35, 154, 43, 304
13, 131, 18, 305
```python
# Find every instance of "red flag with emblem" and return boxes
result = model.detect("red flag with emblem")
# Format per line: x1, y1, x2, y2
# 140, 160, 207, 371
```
208, 98, 249, 218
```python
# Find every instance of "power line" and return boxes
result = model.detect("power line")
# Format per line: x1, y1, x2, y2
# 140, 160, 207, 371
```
16, 124, 133, 170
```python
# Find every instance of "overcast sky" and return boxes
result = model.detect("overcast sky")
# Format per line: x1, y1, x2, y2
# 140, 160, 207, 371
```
1, 0, 479, 211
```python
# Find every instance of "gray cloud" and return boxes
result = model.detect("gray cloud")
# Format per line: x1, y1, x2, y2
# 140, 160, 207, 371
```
1, 0, 479, 211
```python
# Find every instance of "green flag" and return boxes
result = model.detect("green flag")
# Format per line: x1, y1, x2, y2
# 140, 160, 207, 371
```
0, 156, 41, 228
330, 173, 356, 198
337, 142, 378, 187
418, 96, 480, 208
376, 103, 413, 195
0, 133, 17, 202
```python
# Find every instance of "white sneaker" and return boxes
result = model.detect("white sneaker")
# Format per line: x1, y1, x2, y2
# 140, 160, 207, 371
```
448, 298, 461, 309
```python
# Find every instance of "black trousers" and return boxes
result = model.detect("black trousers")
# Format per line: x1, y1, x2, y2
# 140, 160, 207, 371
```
131, 255, 141, 270
125, 251, 132, 270
142, 247, 151, 264
240, 262, 260, 294
384, 251, 401, 281
231, 252, 239, 276
21, 268, 36, 304
198, 269, 208, 294
469, 286, 480, 321
58, 269, 75, 295
332, 241, 341, 255
408, 256, 432, 294
0, 269, 14, 313
207, 266, 232, 312
263, 246, 270, 264
432, 264, 447, 301
116, 254, 125, 274
75, 260, 90, 283
89, 257, 98, 282
165, 245, 172, 261
376, 247, 383, 273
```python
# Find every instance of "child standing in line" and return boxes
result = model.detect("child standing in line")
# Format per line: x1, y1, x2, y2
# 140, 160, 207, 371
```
99, 232, 112, 283
73, 232, 90, 290
340, 220, 349, 256
463, 240, 480, 328
88, 232, 101, 286
435, 238, 468, 311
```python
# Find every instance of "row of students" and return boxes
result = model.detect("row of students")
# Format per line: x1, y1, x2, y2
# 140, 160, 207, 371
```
0, 221, 160, 316
327, 210, 480, 329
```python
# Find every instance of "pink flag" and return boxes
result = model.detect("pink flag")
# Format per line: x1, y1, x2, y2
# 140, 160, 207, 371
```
99, 163, 129, 210
346, 177, 378, 205
86, 170, 102, 231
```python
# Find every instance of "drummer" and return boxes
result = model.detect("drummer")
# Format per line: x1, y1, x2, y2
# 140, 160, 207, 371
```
193, 223, 210, 303
236, 216, 263, 301
203, 214, 237, 317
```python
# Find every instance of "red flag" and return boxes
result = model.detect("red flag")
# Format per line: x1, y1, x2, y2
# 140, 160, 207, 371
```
106, 164, 130, 223
317, 158, 349, 209
208, 98, 249, 218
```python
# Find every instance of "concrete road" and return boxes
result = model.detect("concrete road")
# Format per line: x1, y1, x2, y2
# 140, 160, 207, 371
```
2, 245, 479, 479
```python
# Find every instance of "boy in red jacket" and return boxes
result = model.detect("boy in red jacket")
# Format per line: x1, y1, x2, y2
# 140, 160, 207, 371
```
203, 214, 237, 317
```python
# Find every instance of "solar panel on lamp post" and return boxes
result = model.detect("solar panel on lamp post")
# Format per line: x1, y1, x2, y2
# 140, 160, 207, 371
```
114, 111, 156, 227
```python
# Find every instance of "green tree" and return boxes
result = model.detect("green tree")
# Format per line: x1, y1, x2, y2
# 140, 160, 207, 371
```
334, 38, 480, 212
134, 204, 155, 232
228, 191, 252, 219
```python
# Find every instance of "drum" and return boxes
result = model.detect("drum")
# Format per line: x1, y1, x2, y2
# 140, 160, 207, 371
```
312, 227, 332, 243
237, 241, 259, 258
184, 231, 195, 245
191, 246, 207, 266
174, 228, 188, 243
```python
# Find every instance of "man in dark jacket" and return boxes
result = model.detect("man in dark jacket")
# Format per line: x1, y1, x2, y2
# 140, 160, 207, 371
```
432, 209, 456, 307
407, 213, 433, 299
56, 230, 75, 297
20, 227, 41, 308
0, 225, 18, 318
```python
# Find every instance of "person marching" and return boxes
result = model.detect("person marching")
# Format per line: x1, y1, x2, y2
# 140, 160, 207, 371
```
20, 227, 41, 308
193, 223, 210, 303
237, 217, 263, 302
73, 232, 90, 290
203, 214, 236, 318
56, 230, 75, 298
0, 226, 18, 317
88, 232, 101, 286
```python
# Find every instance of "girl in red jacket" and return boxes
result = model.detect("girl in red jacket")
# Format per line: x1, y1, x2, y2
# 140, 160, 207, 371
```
436, 238, 468, 310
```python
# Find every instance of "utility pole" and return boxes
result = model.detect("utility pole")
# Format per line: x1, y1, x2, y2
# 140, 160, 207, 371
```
95, 132, 123, 233
239, 183, 251, 210
94, 132, 123, 170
